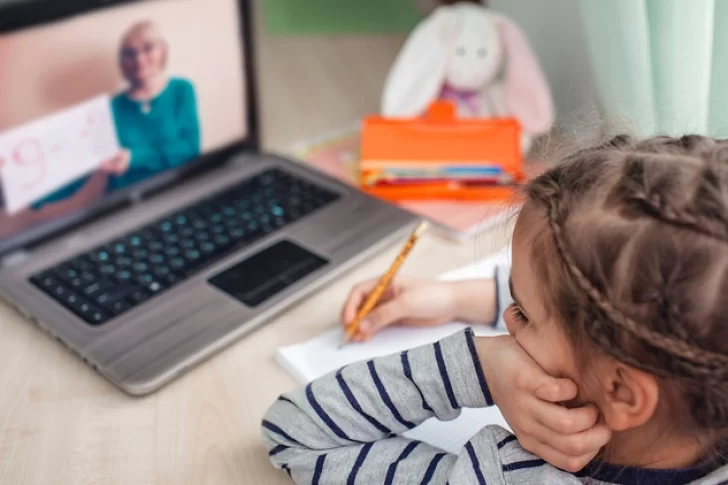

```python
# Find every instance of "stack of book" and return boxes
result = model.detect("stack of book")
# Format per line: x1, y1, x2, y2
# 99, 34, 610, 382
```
359, 101, 525, 203
290, 123, 545, 242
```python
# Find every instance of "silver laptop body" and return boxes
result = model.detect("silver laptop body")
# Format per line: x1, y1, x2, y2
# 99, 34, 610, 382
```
0, 0, 416, 395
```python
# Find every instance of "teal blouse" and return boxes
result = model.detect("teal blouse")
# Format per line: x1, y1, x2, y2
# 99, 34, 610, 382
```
32, 77, 201, 207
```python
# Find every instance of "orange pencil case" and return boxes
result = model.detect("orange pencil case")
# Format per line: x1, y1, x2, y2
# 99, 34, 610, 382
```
359, 101, 524, 202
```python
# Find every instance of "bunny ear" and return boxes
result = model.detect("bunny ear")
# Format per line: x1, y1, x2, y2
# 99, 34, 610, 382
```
494, 14, 554, 134
381, 8, 455, 117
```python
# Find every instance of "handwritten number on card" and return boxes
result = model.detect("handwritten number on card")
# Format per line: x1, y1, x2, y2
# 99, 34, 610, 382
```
12, 139, 46, 189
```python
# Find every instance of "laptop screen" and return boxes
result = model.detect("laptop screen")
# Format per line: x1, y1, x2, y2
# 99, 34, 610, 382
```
0, 0, 249, 252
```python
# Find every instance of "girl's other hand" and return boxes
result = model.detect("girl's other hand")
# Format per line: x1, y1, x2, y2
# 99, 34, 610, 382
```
476, 335, 612, 472
100, 149, 131, 175
340, 277, 458, 341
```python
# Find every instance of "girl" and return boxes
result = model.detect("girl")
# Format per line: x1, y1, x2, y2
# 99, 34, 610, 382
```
262, 134, 728, 484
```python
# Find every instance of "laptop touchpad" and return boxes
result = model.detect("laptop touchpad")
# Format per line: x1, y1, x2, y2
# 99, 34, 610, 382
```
208, 240, 328, 307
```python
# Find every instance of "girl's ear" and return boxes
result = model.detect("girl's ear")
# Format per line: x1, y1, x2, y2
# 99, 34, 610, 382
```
381, 7, 456, 117
492, 13, 554, 135
598, 363, 660, 432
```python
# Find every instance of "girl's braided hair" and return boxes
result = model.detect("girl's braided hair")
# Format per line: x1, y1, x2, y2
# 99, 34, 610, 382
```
523, 134, 728, 430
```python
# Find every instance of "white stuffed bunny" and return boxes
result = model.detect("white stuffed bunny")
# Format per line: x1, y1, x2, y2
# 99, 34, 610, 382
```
381, 3, 554, 151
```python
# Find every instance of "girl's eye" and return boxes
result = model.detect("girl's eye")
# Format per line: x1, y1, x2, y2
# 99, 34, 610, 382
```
477, 47, 487, 57
456, 46, 466, 56
508, 304, 528, 324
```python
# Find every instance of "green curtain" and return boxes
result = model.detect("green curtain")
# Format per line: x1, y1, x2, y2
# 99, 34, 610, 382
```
579, 0, 726, 137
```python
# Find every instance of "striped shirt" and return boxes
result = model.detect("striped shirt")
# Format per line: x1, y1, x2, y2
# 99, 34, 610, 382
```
262, 265, 728, 485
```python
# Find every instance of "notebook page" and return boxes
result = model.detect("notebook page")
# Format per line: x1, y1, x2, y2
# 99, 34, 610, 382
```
276, 247, 513, 454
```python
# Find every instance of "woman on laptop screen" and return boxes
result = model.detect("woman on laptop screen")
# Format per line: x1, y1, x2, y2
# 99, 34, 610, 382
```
108, 20, 202, 190
32, 20, 202, 208
1, 20, 202, 239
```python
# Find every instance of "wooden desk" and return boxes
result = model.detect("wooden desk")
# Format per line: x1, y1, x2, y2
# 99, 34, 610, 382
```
0, 5, 509, 484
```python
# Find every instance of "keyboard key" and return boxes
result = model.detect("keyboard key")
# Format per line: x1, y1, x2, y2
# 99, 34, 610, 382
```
82, 283, 104, 298
132, 248, 149, 259
200, 242, 216, 253
96, 287, 132, 306
163, 233, 180, 244
164, 246, 181, 257
129, 235, 143, 247
32, 274, 58, 290
153, 266, 171, 278
115, 256, 133, 268
169, 258, 186, 271
147, 281, 163, 294
137, 273, 155, 285
88, 310, 107, 325
56, 266, 80, 281
107, 299, 132, 316
132, 262, 149, 273
89, 250, 111, 263
128, 289, 150, 304
51, 284, 68, 299
67, 277, 86, 288
66, 298, 107, 325
158, 220, 174, 232
100, 264, 117, 276
161, 273, 180, 286
116, 270, 133, 281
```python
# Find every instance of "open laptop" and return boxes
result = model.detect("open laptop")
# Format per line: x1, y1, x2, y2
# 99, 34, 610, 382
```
0, 0, 416, 395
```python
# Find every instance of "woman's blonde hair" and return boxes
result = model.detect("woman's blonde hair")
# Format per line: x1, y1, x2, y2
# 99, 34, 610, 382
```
118, 21, 168, 78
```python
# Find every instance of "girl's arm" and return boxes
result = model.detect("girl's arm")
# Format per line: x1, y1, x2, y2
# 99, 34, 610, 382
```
262, 329, 496, 484
450, 265, 513, 329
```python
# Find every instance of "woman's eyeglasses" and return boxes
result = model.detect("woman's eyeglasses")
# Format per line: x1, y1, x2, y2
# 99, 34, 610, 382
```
121, 42, 159, 60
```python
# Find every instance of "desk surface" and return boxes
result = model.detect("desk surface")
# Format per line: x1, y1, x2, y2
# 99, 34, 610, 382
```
0, 5, 509, 484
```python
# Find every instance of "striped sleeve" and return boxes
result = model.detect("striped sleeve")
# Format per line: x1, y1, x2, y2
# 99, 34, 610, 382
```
492, 265, 513, 330
261, 329, 496, 484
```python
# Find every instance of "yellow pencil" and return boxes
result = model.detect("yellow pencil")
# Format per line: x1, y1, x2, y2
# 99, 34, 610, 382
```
339, 220, 429, 348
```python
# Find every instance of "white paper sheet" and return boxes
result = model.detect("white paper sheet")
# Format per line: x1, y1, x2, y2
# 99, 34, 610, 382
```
277, 247, 513, 454
0, 94, 120, 214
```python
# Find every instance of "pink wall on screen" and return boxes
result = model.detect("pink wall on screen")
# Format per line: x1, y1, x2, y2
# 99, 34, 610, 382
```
0, 0, 247, 151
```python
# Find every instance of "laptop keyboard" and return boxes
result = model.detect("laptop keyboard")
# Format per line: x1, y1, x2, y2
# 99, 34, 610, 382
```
29, 168, 340, 326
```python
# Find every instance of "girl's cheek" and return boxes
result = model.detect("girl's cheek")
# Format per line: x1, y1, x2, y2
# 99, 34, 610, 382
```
517, 328, 570, 379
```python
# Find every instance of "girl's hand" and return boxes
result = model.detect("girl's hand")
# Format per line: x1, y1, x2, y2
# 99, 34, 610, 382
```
340, 277, 460, 341
100, 149, 131, 175
476, 335, 612, 472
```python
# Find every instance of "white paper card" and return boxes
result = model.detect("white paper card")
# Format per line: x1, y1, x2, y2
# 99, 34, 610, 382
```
0, 94, 120, 214
276, 247, 513, 454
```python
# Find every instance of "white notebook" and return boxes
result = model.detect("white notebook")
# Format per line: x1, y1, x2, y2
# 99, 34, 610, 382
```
276, 247, 513, 455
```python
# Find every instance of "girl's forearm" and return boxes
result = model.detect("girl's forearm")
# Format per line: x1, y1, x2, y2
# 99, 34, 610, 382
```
449, 279, 498, 326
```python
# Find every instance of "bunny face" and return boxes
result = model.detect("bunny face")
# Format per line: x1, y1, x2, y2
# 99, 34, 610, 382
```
443, 14, 502, 92
382, 3, 554, 136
